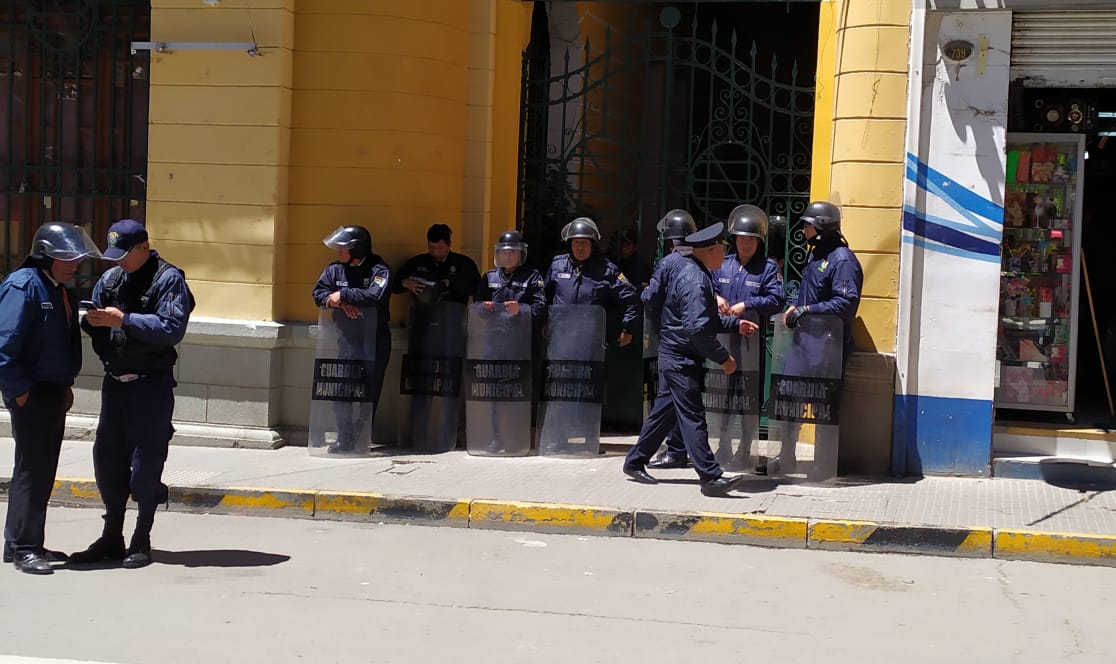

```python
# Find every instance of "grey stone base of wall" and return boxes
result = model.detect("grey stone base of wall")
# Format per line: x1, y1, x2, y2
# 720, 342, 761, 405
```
0, 413, 286, 450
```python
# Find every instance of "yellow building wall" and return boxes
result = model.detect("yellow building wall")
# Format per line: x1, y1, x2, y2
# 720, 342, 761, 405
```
146, 0, 294, 321
811, 0, 910, 353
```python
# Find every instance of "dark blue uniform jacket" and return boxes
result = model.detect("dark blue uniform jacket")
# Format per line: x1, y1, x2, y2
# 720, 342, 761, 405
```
795, 242, 862, 355
545, 253, 640, 334
312, 255, 392, 329
393, 251, 481, 305
713, 253, 786, 321
641, 251, 688, 332
0, 266, 81, 401
658, 256, 740, 370
475, 266, 546, 320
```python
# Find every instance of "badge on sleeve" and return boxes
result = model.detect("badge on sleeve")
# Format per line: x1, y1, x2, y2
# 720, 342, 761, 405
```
373, 275, 387, 289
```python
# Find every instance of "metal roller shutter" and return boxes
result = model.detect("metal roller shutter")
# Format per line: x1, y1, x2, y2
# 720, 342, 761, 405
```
1012, 10, 1116, 86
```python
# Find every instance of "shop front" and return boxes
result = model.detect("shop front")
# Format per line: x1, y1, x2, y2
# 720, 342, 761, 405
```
895, 2, 1116, 476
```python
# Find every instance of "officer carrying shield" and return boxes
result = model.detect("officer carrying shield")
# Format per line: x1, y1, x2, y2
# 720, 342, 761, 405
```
768, 200, 862, 475
641, 209, 696, 470
311, 225, 391, 453
475, 230, 546, 320
715, 204, 785, 322
394, 223, 481, 306
623, 222, 759, 496
1, 224, 100, 574
544, 217, 639, 344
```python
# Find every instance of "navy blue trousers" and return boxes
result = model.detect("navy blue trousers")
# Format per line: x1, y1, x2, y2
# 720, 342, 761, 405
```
93, 373, 175, 511
4, 382, 67, 555
625, 361, 723, 484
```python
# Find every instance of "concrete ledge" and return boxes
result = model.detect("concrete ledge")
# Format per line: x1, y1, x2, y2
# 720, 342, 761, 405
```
314, 491, 470, 526
994, 529, 1116, 567
808, 519, 993, 558
469, 500, 634, 536
0, 413, 286, 450
168, 486, 316, 519
633, 510, 808, 547
18, 479, 1116, 566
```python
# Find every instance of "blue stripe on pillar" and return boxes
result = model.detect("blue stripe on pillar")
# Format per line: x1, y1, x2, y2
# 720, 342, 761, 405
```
892, 394, 992, 476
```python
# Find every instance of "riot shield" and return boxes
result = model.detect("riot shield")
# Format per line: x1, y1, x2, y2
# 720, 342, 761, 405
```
764, 315, 844, 481
643, 317, 659, 420
465, 303, 533, 456
703, 331, 762, 472
397, 302, 466, 453
537, 304, 606, 456
308, 309, 380, 457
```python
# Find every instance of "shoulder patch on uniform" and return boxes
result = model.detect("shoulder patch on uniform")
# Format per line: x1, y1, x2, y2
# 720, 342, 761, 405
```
618, 273, 629, 282
818, 259, 829, 273
373, 275, 387, 288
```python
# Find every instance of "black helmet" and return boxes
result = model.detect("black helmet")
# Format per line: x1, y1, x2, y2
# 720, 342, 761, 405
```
323, 225, 372, 260
29, 223, 102, 262
560, 217, 601, 243
494, 229, 527, 268
655, 209, 696, 241
727, 204, 769, 240
800, 201, 842, 234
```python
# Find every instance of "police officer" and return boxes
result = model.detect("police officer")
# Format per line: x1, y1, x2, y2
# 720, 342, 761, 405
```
783, 201, 862, 361
70, 219, 195, 569
715, 204, 785, 321
394, 223, 481, 305
0, 224, 101, 574
623, 223, 758, 496
771, 200, 862, 475
475, 230, 546, 319
544, 217, 639, 345
641, 209, 696, 470
312, 225, 391, 454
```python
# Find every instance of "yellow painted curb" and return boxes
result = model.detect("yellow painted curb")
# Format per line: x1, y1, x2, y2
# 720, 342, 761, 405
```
168, 485, 316, 518
470, 500, 633, 536
51, 479, 102, 504
314, 491, 470, 526
995, 529, 1116, 566
809, 519, 993, 558
633, 510, 808, 547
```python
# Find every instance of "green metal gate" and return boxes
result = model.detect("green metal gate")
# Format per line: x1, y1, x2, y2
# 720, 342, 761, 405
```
0, 0, 150, 291
517, 3, 815, 291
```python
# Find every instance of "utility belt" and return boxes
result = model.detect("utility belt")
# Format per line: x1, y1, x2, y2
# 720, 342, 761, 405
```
109, 373, 147, 383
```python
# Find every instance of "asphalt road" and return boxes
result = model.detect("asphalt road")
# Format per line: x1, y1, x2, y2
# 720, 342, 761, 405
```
0, 504, 1113, 664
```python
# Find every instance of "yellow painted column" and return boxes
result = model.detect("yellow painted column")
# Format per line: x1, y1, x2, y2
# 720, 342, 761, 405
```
813, 0, 910, 354
284, 1, 471, 323
489, 0, 533, 256
146, 0, 294, 322
463, 0, 497, 266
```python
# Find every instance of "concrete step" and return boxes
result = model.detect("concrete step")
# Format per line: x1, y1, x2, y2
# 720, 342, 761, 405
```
993, 453, 1116, 489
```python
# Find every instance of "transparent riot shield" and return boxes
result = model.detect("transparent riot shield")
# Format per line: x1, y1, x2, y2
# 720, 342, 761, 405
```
764, 315, 844, 481
703, 331, 762, 472
537, 304, 606, 456
308, 309, 379, 457
643, 317, 659, 420
397, 302, 466, 453
465, 303, 533, 456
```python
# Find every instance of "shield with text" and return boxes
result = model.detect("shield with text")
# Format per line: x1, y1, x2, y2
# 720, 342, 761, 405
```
308, 308, 380, 457
397, 302, 467, 453
537, 304, 607, 456
465, 303, 533, 456
703, 330, 763, 472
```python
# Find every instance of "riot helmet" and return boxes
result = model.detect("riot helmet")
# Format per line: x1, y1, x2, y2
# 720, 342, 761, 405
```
560, 217, 601, 243
655, 209, 696, 241
727, 204, 769, 240
493, 229, 527, 268
323, 225, 372, 260
800, 201, 842, 235
29, 223, 102, 262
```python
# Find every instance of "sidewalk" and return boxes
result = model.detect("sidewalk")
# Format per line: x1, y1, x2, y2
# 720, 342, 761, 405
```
4, 437, 1116, 567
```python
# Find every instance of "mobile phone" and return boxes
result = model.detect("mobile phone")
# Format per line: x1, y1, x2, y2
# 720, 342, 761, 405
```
79, 300, 97, 310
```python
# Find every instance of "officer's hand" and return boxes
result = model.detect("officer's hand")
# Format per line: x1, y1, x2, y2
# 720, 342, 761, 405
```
326, 291, 343, 308
729, 302, 746, 316
716, 295, 729, 315
85, 307, 125, 329
404, 278, 426, 295
504, 301, 520, 315
738, 319, 759, 337
784, 305, 808, 329
65, 387, 73, 412
720, 356, 737, 375
618, 332, 633, 347
340, 303, 361, 320
14, 392, 28, 407
482, 301, 495, 312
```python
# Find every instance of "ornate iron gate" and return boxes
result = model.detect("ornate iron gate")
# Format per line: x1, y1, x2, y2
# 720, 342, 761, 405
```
0, 0, 150, 290
517, 4, 815, 295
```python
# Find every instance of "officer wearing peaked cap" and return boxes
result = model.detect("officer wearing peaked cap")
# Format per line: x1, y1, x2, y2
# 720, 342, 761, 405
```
623, 222, 760, 496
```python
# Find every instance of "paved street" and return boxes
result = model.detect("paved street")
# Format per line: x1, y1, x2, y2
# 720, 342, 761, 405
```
0, 505, 1113, 664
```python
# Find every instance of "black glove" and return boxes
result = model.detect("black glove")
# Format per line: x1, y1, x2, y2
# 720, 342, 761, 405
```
785, 305, 809, 329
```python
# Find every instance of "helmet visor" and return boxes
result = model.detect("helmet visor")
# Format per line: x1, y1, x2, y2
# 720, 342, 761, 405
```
48, 226, 103, 261
493, 243, 526, 268
322, 226, 356, 250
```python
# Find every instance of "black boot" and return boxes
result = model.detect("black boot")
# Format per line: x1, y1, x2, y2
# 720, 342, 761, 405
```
69, 510, 127, 565
123, 505, 156, 569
